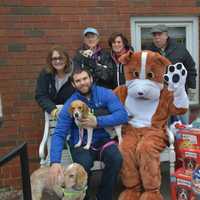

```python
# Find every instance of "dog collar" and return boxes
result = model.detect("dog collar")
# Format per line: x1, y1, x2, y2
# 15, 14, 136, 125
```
62, 186, 87, 198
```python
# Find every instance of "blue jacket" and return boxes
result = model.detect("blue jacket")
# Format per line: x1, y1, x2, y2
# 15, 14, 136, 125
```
50, 85, 128, 163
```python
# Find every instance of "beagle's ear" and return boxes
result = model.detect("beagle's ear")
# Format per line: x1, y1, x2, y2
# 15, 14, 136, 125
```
82, 102, 89, 115
75, 165, 88, 190
118, 50, 133, 64
57, 166, 65, 187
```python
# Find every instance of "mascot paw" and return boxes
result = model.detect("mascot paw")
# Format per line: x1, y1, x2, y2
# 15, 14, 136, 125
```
164, 63, 187, 92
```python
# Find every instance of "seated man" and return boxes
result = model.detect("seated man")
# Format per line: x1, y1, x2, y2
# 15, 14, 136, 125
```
48, 68, 128, 200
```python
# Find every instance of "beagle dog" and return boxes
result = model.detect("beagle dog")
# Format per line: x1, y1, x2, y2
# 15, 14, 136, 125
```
69, 100, 122, 150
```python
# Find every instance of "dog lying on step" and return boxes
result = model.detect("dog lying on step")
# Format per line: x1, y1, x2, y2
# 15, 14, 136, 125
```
31, 163, 87, 200
69, 100, 122, 150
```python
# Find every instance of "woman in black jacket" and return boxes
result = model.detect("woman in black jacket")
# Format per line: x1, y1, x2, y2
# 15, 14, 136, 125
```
35, 45, 74, 118
108, 32, 133, 89
73, 27, 115, 89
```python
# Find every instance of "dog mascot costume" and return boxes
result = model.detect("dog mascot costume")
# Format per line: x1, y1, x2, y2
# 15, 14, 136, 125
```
115, 50, 189, 200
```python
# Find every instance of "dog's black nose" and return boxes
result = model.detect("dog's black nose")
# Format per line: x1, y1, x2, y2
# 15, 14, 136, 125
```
75, 113, 79, 118
138, 92, 144, 96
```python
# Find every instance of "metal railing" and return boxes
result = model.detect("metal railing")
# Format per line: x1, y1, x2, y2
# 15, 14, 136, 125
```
0, 142, 32, 200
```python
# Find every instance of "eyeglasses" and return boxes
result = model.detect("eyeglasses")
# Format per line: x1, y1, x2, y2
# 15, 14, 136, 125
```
51, 56, 64, 62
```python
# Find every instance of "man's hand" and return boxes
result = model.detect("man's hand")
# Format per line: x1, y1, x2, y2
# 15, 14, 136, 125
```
47, 163, 64, 188
79, 115, 97, 128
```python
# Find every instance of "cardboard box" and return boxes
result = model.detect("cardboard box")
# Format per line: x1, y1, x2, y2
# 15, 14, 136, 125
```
175, 128, 200, 169
171, 168, 197, 200
175, 128, 200, 150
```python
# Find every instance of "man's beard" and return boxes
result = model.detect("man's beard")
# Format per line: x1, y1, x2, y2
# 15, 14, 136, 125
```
79, 86, 92, 96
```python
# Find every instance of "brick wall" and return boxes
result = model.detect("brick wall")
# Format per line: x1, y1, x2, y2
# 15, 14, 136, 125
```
0, 0, 199, 189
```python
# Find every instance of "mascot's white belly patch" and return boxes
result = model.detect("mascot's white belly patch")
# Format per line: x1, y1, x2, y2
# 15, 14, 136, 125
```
125, 95, 159, 128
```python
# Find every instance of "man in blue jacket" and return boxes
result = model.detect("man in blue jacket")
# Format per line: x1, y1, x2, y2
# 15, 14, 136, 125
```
48, 68, 128, 200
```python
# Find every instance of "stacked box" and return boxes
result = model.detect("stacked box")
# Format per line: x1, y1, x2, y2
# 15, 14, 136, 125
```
171, 168, 197, 200
175, 128, 200, 149
171, 127, 200, 199
180, 148, 200, 175
175, 128, 200, 169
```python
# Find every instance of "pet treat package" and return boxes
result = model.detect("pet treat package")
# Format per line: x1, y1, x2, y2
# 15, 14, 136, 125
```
171, 168, 197, 200
180, 148, 200, 175
192, 166, 200, 198
175, 128, 200, 169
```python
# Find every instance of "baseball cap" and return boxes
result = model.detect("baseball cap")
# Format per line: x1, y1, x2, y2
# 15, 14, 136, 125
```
83, 27, 99, 36
151, 25, 168, 34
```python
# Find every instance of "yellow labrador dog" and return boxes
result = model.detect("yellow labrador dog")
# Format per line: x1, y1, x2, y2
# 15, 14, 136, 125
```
31, 163, 88, 200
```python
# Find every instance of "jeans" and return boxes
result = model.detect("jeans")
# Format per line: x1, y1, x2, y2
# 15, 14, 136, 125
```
69, 141, 123, 200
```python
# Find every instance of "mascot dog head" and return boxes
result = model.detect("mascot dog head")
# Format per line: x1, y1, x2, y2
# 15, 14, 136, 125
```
119, 50, 171, 100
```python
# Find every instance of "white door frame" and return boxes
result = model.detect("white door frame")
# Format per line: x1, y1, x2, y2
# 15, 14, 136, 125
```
131, 16, 199, 105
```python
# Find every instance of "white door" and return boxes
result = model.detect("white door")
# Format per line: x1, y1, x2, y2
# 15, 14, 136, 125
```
131, 16, 199, 105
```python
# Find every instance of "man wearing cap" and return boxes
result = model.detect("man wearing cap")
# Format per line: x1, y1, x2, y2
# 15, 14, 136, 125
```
73, 27, 115, 89
145, 24, 197, 124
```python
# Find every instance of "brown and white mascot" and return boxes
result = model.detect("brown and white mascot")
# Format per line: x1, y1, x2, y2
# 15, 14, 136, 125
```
115, 50, 189, 200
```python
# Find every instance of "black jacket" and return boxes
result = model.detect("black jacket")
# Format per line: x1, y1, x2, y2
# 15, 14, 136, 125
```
73, 47, 115, 89
109, 47, 134, 89
110, 52, 126, 89
145, 38, 197, 90
35, 69, 74, 114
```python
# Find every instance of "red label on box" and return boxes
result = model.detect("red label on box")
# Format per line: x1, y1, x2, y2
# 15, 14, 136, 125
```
176, 128, 200, 149
171, 168, 197, 200
175, 128, 200, 169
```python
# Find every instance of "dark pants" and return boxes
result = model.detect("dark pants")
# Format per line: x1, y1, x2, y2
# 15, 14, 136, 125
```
70, 142, 123, 200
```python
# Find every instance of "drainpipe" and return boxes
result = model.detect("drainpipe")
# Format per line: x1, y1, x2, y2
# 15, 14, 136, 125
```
0, 95, 2, 127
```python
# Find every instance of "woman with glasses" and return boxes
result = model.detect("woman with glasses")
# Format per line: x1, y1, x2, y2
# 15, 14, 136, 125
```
35, 45, 74, 119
